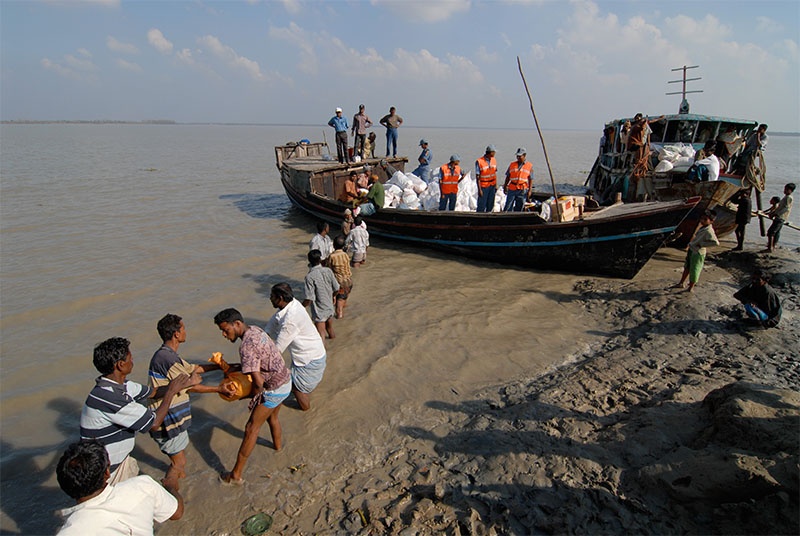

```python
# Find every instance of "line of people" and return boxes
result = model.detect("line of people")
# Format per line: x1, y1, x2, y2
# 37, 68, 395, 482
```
328, 104, 403, 164
55, 274, 337, 532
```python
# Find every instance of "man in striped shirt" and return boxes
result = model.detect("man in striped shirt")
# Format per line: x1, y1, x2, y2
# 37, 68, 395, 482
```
148, 314, 223, 486
80, 337, 194, 486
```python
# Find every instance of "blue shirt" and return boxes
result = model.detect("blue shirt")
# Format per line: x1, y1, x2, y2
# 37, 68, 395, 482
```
418, 147, 432, 166
328, 115, 349, 132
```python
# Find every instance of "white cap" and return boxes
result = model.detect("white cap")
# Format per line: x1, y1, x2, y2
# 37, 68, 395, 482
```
335, 107, 343, 113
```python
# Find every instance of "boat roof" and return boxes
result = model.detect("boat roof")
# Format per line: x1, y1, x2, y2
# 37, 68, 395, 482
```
607, 113, 757, 126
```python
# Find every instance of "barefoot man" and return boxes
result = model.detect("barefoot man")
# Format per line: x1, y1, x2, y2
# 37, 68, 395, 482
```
265, 283, 327, 411
214, 308, 292, 484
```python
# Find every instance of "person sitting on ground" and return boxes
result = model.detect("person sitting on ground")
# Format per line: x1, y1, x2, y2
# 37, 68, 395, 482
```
80, 338, 194, 486
213, 308, 292, 484
673, 209, 719, 293
265, 283, 327, 412
764, 183, 795, 253
56, 439, 183, 535
733, 270, 782, 328
328, 235, 353, 319
302, 249, 339, 341
339, 171, 359, 206
346, 216, 369, 267
309, 221, 334, 263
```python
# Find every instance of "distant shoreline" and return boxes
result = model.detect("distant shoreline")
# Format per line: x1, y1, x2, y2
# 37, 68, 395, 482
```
2, 120, 798, 136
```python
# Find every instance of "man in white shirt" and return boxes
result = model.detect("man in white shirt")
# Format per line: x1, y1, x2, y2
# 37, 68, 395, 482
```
264, 282, 327, 411
56, 439, 182, 536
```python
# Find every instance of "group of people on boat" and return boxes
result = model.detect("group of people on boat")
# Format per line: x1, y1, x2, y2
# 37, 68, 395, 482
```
55, 276, 340, 532
328, 104, 404, 164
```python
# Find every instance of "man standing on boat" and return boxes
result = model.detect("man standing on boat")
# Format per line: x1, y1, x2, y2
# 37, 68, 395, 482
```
328, 107, 350, 164
351, 105, 372, 160
413, 139, 432, 182
438, 154, 464, 211
503, 148, 533, 212
379, 106, 403, 158
475, 145, 498, 212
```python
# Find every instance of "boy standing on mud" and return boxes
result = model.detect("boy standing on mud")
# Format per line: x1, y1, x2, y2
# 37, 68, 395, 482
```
673, 209, 719, 292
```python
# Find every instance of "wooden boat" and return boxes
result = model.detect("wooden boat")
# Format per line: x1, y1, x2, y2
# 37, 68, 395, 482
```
275, 142, 699, 279
585, 66, 766, 246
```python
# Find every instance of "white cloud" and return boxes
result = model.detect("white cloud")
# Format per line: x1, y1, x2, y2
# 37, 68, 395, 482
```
176, 48, 195, 65
147, 28, 173, 55
280, 0, 302, 14
64, 53, 97, 71
756, 16, 783, 34
198, 35, 264, 80
107, 36, 139, 54
370, 0, 470, 23
115, 58, 142, 72
41, 58, 78, 79
476, 45, 498, 64
269, 22, 317, 74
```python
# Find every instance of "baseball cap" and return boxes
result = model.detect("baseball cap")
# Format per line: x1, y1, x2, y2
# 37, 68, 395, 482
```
419, 139, 428, 146
335, 107, 342, 113
450, 154, 460, 163
516, 147, 527, 156
486, 144, 496, 153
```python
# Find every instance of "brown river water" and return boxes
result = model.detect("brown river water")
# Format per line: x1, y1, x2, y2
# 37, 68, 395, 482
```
1, 124, 796, 533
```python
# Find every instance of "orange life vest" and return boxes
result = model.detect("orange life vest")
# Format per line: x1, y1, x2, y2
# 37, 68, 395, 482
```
476, 156, 497, 187
440, 164, 461, 195
507, 161, 533, 190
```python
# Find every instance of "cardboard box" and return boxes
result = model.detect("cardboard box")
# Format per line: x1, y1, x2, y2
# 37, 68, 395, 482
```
549, 197, 576, 222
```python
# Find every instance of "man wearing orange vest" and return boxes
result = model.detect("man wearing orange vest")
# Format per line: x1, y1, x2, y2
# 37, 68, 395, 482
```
503, 147, 534, 212
475, 145, 497, 212
438, 154, 464, 211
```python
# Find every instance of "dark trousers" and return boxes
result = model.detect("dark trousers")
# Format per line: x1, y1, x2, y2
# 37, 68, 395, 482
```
335, 131, 349, 163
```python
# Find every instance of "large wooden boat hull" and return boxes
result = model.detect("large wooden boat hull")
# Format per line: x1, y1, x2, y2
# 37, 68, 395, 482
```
280, 171, 698, 279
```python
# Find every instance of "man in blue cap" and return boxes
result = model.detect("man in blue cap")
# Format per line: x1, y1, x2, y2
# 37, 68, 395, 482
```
503, 147, 534, 211
475, 145, 498, 212
328, 107, 350, 164
413, 139, 432, 182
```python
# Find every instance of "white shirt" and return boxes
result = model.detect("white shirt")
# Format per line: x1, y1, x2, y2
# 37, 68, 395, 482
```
696, 154, 720, 181
58, 475, 177, 536
264, 298, 325, 367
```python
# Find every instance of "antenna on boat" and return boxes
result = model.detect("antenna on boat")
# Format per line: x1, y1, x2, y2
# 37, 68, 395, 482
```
517, 56, 561, 220
666, 65, 703, 114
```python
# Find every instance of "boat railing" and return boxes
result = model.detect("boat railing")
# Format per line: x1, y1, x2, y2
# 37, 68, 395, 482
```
275, 142, 329, 170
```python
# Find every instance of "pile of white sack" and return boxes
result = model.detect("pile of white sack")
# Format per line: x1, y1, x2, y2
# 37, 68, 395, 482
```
383, 169, 506, 212
652, 143, 696, 173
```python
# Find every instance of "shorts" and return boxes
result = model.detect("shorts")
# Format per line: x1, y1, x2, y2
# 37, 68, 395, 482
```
292, 354, 326, 394
767, 218, 784, 238
153, 430, 189, 456
261, 379, 292, 408
352, 251, 366, 264
336, 278, 353, 299
684, 250, 706, 283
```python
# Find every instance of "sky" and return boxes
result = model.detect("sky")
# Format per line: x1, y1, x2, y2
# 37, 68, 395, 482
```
1, 0, 798, 132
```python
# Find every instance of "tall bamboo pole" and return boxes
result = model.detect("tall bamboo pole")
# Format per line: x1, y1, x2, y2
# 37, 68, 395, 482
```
517, 56, 561, 220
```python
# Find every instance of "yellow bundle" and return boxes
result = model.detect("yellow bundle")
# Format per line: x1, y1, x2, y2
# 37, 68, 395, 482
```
209, 352, 254, 401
